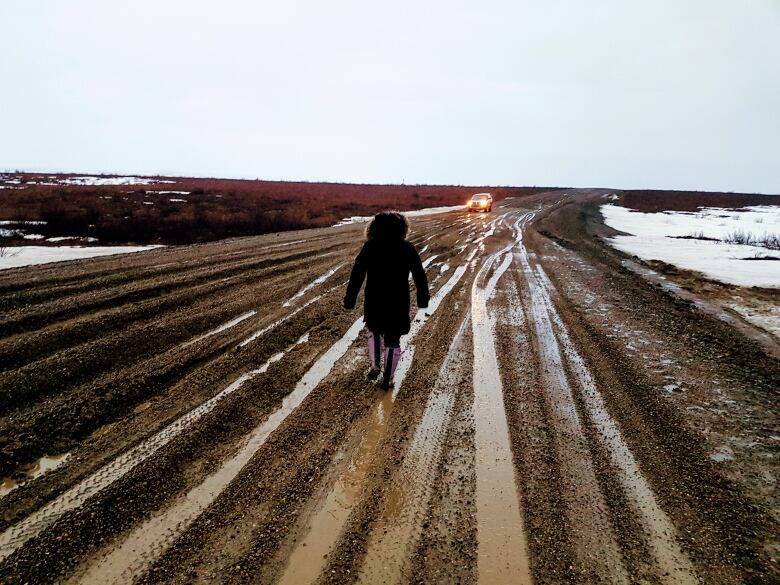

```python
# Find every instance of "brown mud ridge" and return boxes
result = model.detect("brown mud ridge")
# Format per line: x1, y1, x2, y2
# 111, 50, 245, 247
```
0, 190, 777, 584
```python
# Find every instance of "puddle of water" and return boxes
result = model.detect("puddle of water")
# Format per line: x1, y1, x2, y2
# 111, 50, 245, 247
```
421, 254, 439, 269
276, 252, 478, 585
357, 315, 470, 583
283, 263, 343, 307
239, 293, 324, 347
664, 383, 680, 394
132, 400, 153, 414
0, 333, 312, 563
71, 322, 362, 584
0, 453, 71, 498
471, 241, 532, 585
710, 446, 735, 462
181, 310, 258, 348
278, 390, 395, 585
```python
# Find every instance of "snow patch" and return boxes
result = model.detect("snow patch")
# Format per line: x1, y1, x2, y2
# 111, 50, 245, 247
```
727, 302, 780, 338
601, 204, 780, 288
46, 236, 98, 243
663, 383, 679, 394
0, 220, 47, 226
333, 205, 466, 227
0, 245, 163, 270
58, 176, 176, 186
710, 446, 735, 462
146, 190, 190, 195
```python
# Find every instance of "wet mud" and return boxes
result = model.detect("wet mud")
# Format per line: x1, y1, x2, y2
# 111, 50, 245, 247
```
0, 195, 777, 584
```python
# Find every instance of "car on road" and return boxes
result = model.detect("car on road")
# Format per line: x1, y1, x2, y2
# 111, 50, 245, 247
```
467, 193, 492, 212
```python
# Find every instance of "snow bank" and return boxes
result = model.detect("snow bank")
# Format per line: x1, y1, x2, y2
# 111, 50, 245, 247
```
727, 302, 780, 338
605, 204, 779, 241
45, 236, 98, 243
333, 205, 465, 227
58, 176, 176, 186
0, 245, 163, 270
601, 204, 780, 288
0, 220, 47, 226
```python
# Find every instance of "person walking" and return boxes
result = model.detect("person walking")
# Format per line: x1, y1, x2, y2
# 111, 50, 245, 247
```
344, 211, 429, 390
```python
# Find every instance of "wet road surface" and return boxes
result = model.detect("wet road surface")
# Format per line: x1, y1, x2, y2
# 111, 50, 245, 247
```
0, 190, 777, 584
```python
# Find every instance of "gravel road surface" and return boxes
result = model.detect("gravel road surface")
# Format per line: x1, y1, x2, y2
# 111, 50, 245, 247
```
0, 190, 777, 584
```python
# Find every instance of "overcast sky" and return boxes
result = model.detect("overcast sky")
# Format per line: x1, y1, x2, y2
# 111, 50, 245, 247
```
2, 1, 779, 193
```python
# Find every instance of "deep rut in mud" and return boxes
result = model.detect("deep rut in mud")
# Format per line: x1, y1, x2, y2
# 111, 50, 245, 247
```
0, 193, 777, 584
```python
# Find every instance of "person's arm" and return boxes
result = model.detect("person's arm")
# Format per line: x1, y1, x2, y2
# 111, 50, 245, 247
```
409, 243, 429, 309
344, 243, 369, 309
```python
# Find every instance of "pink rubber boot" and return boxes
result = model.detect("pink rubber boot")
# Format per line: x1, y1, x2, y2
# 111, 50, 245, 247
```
380, 347, 401, 390
367, 331, 382, 379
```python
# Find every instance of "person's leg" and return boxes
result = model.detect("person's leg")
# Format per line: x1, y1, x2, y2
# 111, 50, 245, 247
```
380, 333, 401, 389
367, 330, 382, 379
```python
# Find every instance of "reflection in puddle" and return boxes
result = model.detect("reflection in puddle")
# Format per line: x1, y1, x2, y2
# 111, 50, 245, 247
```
358, 315, 470, 583
0, 453, 71, 498
278, 390, 395, 585
471, 239, 532, 585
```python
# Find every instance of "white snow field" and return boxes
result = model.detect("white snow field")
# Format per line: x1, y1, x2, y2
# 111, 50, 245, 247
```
601, 204, 780, 288
0, 245, 163, 270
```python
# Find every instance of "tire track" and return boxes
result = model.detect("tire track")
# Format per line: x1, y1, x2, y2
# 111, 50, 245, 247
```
282, 263, 344, 307
67, 319, 365, 584
274, 240, 485, 585
0, 233, 337, 306
0, 277, 345, 525
356, 314, 471, 584
515, 237, 629, 583
0, 330, 317, 564
0, 250, 347, 411
533, 264, 699, 584
2, 244, 346, 337
0, 249, 345, 376
470, 215, 532, 585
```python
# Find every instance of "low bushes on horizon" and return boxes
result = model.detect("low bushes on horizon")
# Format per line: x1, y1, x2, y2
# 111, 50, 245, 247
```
0, 176, 552, 245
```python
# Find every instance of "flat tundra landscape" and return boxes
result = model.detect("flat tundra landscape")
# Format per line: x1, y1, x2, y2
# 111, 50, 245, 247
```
0, 189, 778, 584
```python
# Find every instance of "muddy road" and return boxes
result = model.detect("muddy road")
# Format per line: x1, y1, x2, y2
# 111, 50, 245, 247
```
0, 190, 777, 584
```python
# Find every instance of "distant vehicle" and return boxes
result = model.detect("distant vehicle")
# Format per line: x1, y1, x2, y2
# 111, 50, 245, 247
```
467, 193, 492, 213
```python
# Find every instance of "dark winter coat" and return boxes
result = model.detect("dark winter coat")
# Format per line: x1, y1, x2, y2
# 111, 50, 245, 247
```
344, 238, 429, 336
